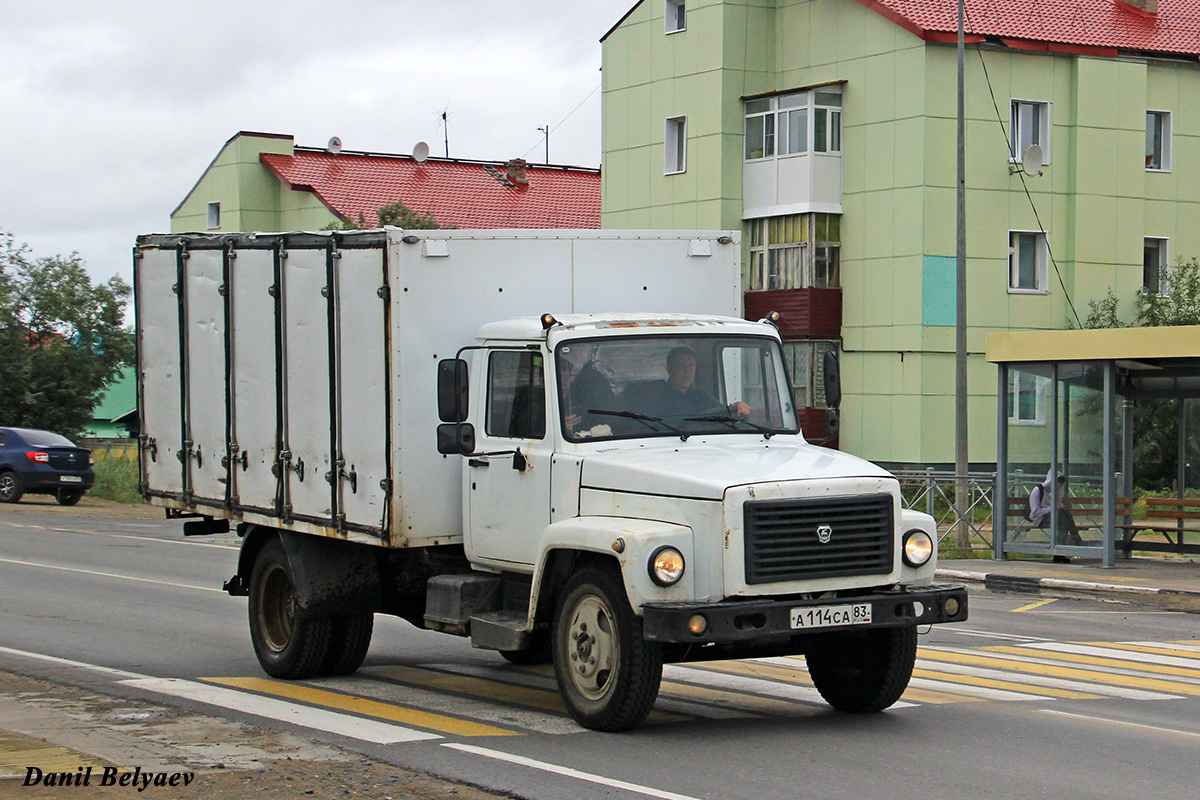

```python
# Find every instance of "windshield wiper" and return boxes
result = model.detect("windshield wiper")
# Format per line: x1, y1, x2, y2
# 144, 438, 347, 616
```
683, 414, 779, 439
587, 409, 691, 441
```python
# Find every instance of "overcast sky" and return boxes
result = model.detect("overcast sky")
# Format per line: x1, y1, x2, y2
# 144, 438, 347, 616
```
1, 0, 632, 292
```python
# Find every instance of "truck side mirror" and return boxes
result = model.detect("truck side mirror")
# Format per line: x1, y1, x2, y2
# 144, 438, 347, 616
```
824, 409, 840, 442
822, 350, 841, 410
438, 359, 469, 422
436, 423, 475, 455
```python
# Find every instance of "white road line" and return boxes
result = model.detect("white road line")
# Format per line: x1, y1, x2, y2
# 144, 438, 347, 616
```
0, 556, 223, 593
1131, 641, 1200, 654
662, 664, 921, 709
912, 658, 1176, 701
1022, 642, 1200, 671
935, 628, 1051, 643
1, 522, 235, 549
1039, 709, 1200, 740
122, 678, 439, 744
443, 743, 708, 800
0, 645, 146, 680
925, 645, 1195, 687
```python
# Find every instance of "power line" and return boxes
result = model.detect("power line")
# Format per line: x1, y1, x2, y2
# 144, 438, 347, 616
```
522, 83, 602, 161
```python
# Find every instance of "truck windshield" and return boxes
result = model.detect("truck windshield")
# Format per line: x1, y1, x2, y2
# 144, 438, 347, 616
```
555, 335, 800, 442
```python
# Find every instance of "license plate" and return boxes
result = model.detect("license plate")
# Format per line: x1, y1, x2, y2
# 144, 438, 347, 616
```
789, 602, 872, 630
60, 476, 83, 483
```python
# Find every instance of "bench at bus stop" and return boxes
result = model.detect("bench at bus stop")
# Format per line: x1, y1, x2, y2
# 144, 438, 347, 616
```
1006, 495, 1200, 556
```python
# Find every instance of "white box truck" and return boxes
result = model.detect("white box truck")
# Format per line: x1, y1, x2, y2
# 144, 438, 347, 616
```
134, 228, 966, 732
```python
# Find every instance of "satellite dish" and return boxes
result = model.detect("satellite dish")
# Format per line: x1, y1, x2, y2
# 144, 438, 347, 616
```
327, 136, 343, 155
412, 141, 430, 163
1021, 144, 1044, 176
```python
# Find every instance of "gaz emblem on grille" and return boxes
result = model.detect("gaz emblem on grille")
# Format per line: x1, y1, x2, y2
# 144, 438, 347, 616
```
816, 524, 833, 544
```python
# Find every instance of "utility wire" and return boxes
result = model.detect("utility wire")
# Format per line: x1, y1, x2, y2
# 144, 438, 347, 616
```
966, 6, 1083, 328
522, 82, 602, 161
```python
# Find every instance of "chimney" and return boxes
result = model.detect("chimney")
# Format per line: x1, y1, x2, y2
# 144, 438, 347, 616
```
506, 158, 529, 185
1119, 0, 1157, 13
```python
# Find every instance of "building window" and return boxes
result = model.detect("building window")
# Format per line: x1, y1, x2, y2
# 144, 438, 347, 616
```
1146, 111, 1171, 171
1144, 237, 1169, 296
744, 89, 841, 161
1010, 100, 1050, 164
665, 0, 685, 33
782, 340, 838, 409
748, 214, 840, 291
665, 116, 687, 174
207, 202, 221, 229
1007, 371, 1048, 425
1008, 231, 1048, 293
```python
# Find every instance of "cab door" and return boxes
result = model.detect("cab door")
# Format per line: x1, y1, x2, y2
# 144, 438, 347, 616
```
466, 348, 552, 568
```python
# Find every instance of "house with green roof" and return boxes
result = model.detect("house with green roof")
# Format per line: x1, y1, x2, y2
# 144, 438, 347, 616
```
600, 0, 1200, 470
84, 366, 137, 439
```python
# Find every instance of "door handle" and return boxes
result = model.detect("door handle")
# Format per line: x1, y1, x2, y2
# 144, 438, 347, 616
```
468, 458, 490, 468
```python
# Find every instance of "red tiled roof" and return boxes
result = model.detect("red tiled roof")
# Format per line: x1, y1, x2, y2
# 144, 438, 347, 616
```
854, 0, 1200, 56
260, 149, 600, 229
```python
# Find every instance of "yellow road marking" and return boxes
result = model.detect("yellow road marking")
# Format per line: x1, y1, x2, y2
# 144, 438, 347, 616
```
910, 668, 1102, 700
658, 679, 814, 716
203, 677, 519, 737
987, 645, 1200, 682
0, 730, 114, 779
371, 666, 686, 725
921, 649, 1200, 695
1011, 599, 1058, 613
1090, 642, 1200, 661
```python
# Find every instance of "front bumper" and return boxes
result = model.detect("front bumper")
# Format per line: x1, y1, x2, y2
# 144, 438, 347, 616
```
641, 584, 968, 644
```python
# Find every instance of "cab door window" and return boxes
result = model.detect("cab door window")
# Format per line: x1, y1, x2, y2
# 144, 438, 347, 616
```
486, 351, 546, 439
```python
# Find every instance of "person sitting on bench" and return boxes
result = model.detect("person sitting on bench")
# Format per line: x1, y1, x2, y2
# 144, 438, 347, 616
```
1029, 471, 1084, 547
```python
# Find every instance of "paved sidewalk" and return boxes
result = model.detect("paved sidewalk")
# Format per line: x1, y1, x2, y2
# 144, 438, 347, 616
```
937, 555, 1200, 612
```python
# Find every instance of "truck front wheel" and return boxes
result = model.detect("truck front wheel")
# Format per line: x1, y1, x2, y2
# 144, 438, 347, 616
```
805, 625, 917, 713
248, 538, 333, 679
552, 567, 662, 732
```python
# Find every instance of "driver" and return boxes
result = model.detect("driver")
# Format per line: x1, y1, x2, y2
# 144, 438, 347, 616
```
640, 346, 750, 421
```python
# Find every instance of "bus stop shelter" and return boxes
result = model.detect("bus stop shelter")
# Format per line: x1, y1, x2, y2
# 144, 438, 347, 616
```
988, 325, 1200, 567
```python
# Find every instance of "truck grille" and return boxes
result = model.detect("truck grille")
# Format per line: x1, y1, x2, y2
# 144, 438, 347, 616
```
743, 494, 894, 584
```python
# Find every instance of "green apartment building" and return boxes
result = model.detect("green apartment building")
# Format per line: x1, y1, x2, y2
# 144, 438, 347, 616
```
600, 0, 1200, 469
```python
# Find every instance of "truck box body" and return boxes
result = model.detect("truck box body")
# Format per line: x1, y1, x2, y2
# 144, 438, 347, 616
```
134, 229, 741, 547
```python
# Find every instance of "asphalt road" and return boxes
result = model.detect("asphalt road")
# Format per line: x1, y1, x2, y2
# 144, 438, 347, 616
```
2, 499, 1200, 800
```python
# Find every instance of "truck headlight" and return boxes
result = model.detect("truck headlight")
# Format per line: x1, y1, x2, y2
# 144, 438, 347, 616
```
649, 546, 685, 586
902, 530, 934, 567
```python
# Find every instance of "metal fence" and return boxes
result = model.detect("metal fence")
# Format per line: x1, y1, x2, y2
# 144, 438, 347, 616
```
894, 469, 997, 550
80, 438, 138, 460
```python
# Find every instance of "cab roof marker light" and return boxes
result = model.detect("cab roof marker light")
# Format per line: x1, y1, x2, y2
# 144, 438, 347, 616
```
541, 313, 561, 331
759, 311, 782, 327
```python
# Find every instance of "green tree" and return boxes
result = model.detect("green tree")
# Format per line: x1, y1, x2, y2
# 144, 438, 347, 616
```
321, 201, 444, 231
0, 233, 133, 438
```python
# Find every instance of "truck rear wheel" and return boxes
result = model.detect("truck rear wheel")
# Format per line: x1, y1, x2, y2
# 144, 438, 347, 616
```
805, 625, 918, 713
552, 567, 662, 732
248, 538, 332, 679
319, 613, 374, 676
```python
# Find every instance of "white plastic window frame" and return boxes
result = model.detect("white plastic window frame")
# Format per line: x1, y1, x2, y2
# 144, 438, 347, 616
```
1146, 110, 1172, 172
744, 89, 842, 162
1007, 370, 1048, 426
1010, 99, 1051, 165
1143, 237, 1170, 296
664, 115, 687, 175
207, 202, 221, 230
1007, 230, 1049, 294
665, 0, 686, 33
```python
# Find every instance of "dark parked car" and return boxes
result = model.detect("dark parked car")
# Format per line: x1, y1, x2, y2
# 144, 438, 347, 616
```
0, 427, 95, 505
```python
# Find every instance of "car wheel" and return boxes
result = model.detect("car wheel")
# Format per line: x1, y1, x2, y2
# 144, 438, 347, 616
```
56, 488, 84, 506
248, 538, 333, 679
0, 471, 23, 503
552, 566, 663, 731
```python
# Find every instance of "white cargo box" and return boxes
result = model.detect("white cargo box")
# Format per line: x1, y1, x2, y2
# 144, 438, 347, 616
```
134, 228, 741, 547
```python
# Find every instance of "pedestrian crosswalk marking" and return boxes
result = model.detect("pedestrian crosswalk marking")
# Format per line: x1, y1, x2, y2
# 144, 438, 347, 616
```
930, 647, 1190, 697
910, 666, 1102, 700
203, 677, 520, 737
1024, 642, 1200, 673
986, 645, 1200, 686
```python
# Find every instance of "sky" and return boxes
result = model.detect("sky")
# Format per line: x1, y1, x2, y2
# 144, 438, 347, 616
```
0, 0, 633, 293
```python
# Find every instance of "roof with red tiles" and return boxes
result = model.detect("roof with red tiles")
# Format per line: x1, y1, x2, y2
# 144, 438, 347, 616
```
854, 0, 1200, 57
260, 148, 600, 229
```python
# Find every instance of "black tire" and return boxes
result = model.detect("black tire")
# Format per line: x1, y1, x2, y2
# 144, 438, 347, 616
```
500, 632, 553, 666
805, 625, 918, 713
0, 471, 23, 503
552, 566, 662, 732
319, 613, 374, 676
56, 488, 84, 506
248, 538, 333, 679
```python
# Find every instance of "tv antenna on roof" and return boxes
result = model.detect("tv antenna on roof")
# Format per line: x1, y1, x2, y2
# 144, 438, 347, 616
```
327, 136, 343, 155
412, 141, 430, 163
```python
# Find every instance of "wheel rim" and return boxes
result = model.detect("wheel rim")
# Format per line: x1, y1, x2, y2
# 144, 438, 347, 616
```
258, 563, 296, 653
0, 475, 14, 499
565, 592, 619, 702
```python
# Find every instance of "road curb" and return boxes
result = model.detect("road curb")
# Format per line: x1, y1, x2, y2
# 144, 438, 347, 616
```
936, 568, 1200, 612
